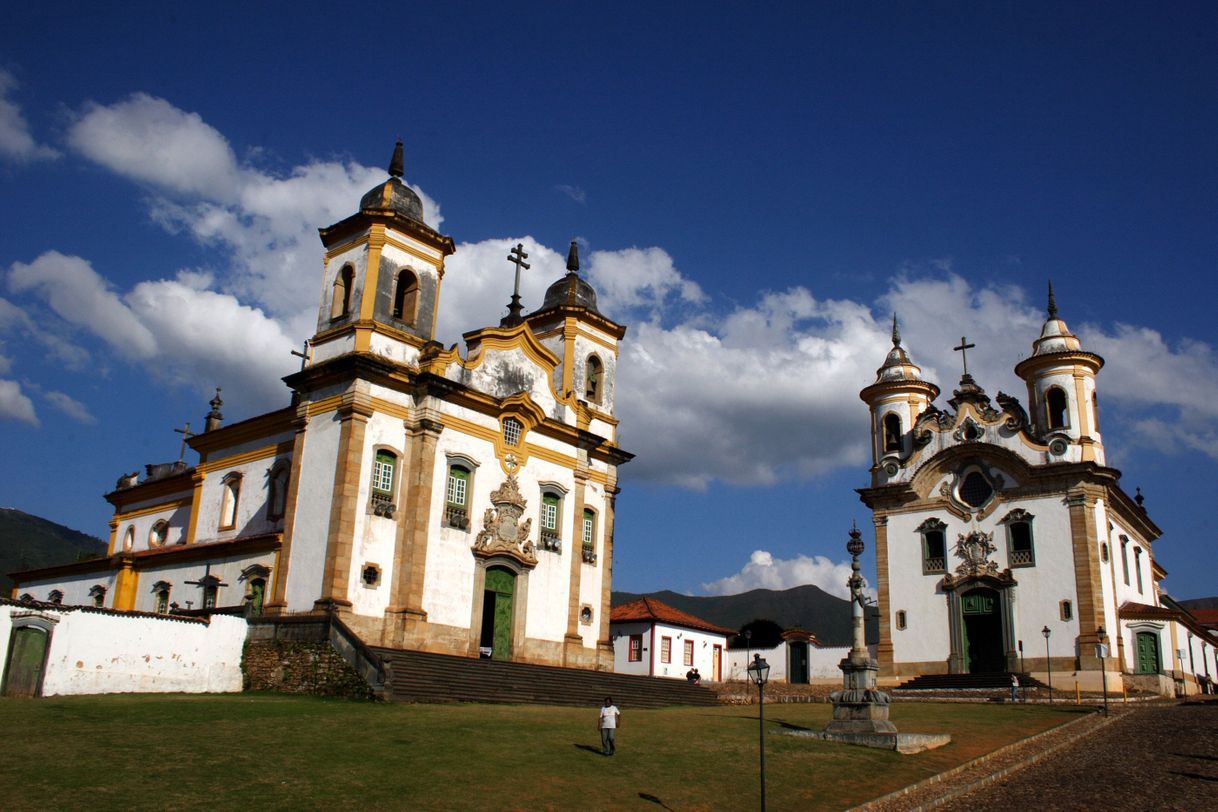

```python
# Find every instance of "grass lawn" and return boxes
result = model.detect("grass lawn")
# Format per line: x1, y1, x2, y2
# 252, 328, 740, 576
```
0, 694, 1085, 810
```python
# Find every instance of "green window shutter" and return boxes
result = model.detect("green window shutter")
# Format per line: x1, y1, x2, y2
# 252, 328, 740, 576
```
447, 466, 469, 506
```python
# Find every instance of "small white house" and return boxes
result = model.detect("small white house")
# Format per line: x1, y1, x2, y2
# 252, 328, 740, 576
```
724, 629, 862, 684
611, 598, 734, 682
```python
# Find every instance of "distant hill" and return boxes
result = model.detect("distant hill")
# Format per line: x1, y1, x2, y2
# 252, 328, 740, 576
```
612, 584, 878, 647
0, 508, 108, 593
1177, 597, 1218, 610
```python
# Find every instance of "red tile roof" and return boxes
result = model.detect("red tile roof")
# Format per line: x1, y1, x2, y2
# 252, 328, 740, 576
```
610, 597, 736, 636
1187, 608, 1218, 627
1119, 601, 1179, 620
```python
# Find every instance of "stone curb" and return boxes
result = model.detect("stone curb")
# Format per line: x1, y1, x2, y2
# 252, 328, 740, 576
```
849, 709, 1121, 812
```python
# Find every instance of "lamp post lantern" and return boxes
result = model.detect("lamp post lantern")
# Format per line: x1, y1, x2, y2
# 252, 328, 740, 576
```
1041, 626, 1052, 704
1097, 626, 1109, 717
747, 653, 770, 812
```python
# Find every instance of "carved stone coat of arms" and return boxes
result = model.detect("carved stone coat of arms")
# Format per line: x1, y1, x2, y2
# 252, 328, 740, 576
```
473, 473, 537, 567
955, 531, 999, 577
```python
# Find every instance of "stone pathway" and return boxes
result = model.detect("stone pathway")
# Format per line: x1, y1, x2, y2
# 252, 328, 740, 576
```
856, 699, 1218, 811
939, 700, 1218, 811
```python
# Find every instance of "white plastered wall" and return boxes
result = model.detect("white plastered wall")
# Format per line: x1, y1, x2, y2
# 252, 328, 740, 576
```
130, 551, 276, 613
346, 410, 408, 617
0, 604, 246, 695
284, 409, 343, 610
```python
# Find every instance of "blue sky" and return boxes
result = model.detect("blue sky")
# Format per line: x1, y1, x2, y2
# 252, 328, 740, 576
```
2, 2, 1216, 600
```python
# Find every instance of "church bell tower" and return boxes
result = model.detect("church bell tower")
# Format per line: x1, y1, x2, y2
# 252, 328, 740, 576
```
310, 141, 456, 368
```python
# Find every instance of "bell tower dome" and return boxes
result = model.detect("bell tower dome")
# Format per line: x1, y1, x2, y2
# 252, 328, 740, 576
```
859, 316, 940, 484
1014, 283, 1105, 463
309, 141, 456, 368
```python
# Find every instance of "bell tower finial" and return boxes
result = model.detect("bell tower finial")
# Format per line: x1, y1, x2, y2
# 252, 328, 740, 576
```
1047, 280, 1058, 320
891, 313, 901, 347
566, 240, 580, 275
388, 140, 404, 179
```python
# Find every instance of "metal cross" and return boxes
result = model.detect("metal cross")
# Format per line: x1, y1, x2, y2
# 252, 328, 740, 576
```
290, 339, 312, 371
503, 243, 531, 324
953, 336, 976, 376
174, 421, 194, 463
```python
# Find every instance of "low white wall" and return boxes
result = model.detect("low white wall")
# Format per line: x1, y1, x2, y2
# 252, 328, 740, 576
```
725, 642, 873, 683
1, 604, 247, 696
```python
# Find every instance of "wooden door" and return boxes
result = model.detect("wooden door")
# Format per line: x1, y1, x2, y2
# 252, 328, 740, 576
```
1136, 632, 1160, 674
712, 645, 722, 681
484, 567, 516, 661
2, 626, 49, 697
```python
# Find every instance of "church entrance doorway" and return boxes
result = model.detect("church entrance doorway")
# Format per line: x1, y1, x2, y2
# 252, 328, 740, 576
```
1135, 631, 1161, 674
789, 642, 809, 684
961, 588, 1005, 673
2, 625, 50, 697
479, 567, 516, 661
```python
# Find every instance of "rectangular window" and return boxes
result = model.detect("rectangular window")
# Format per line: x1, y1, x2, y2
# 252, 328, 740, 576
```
372, 452, 395, 492
542, 494, 559, 531
1121, 537, 1130, 585
895, 610, 907, 630
447, 467, 468, 506
923, 529, 946, 574
661, 636, 671, 663
1007, 522, 1035, 567
503, 417, 523, 446
1134, 548, 1144, 593
628, 634, 642, 662
583, 510, 595, 545
683, 640, 694, 667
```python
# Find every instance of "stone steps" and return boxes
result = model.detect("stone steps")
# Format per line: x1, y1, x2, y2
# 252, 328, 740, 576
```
895, 671, 1047, 691
371, 647, 719, 708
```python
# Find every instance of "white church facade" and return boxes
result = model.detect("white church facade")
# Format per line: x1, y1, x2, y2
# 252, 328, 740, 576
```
10, 143, 630, 672
859, 295, 1218, 695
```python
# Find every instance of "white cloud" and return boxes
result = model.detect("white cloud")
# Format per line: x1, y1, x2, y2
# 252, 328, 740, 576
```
553, 184, 587, 204
44, 390, 97, 425
0, 379, 38, 426
68, 93, 242, 200
125, 279, 296, 408
7, 251, 157, 359
587, 247, 706, 315
701, 549, 866, 600
0, 295, 90, 369
0, 70, 58, 162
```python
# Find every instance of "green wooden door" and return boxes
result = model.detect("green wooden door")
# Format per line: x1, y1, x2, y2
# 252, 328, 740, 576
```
961, 589, 1004, 673
484, 568, 516, 661
790, 642, 809, 684
2, 626, 49, 697
1135, 632, 1160, 674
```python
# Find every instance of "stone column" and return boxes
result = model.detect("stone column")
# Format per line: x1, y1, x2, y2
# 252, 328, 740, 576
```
386, 413, 443, 647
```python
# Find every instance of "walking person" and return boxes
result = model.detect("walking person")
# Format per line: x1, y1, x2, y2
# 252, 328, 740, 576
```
1010, 673, 1019, 702
598, 696, 621, 756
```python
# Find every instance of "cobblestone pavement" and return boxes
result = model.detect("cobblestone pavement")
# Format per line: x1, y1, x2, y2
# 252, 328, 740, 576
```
939, 700, 1218, 812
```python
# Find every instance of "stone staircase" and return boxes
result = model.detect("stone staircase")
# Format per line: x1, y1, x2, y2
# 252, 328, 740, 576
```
371, 647, 719, 708
895, 672, 1047, 691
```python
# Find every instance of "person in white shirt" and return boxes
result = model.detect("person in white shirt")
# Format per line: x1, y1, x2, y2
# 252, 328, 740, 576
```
598, 696, 621, 756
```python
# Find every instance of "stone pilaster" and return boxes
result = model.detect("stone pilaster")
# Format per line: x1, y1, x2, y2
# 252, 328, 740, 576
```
562, 468, 589, 666
873, 514, 894, 675
315, 392, 373, 610
266, 407, 308, 614
1067, 487, 1106, 669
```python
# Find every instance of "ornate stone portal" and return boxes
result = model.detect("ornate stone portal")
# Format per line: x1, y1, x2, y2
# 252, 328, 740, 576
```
472, 472, 537, 568
825, 525, 897, 735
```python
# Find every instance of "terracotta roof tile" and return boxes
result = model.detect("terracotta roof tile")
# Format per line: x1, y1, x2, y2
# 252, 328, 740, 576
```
609, 597, 735, 636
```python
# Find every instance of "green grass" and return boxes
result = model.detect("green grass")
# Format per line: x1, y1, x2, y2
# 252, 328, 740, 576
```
0, 694, 1085, 810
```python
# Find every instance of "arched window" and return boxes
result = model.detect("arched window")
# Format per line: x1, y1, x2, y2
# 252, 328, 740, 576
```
122, 525, 135, 551
585, 355, 603, 403
581, 508, 597, 563
247, 578, 266, 615
220, 473, 242, 530
883, 413, 902, 453
89, 585, 106, 608
331, 264, 354, 320
1092, 391, 1100, 432
1134, 547, 1145, 593
1120, 535, 1131, 584
152, 581, 172, 614
1046, 386, 1068, 430
267, 463, 290, 521
392, 269, 419, 322
895, 610, 907, 630
540, 491, 561, 551
918, 518, 947, 574
149, 520, 169, 548
445, 464, 471, 529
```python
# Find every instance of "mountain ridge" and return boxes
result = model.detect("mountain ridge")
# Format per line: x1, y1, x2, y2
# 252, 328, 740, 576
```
0, 508, 108, 594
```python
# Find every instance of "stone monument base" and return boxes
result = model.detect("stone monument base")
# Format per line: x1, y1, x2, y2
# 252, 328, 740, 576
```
787, 729, 952, 755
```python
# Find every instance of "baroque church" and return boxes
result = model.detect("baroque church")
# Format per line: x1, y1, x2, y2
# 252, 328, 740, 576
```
10, 143, 630, 671
859, 294, 1217, 695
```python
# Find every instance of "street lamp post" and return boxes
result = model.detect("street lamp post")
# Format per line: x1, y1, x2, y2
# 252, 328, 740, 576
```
1018, 639, 1025, 701
747, 653, 770, 812
1097, 626, 1109, 717
1042, 626, 1052, 704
